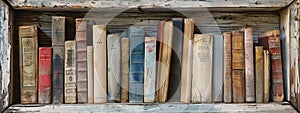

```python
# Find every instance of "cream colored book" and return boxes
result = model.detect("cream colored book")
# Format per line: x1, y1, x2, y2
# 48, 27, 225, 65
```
64, 41, 77, 104
87, 46, 94, 103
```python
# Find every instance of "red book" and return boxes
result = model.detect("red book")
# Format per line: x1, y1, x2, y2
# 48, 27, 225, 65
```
38, 47, 52, 104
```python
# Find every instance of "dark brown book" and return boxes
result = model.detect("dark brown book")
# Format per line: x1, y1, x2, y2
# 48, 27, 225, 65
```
223, 32, 232, 103
19, 25, 38, 104
255, 46, 264, 103
52, 16, 65, 104
76, 18, 88, 103
38, 47, 52, 104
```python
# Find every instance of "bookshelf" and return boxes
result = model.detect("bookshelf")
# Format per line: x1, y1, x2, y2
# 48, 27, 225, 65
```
0, 0, 299, 112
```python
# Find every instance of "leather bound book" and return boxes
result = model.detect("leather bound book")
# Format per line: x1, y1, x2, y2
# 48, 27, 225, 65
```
155, 21, 163, 102
64, 41, 77, 104
121, 38, 130, 103
223, 32, 232, 103
255, 46, 264, 103
38, 47, 52, 104
213, 34, 224, 102
52, 16, 65, 104
19, 25, 38, 104
232, 70, 245, 103
87, 46, 94, 103
264, 50, 270, 103
244, 27, 255, 102
192, 34, 213, 103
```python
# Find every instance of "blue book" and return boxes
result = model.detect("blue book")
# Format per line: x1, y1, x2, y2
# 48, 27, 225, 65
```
129, 26, 145, 102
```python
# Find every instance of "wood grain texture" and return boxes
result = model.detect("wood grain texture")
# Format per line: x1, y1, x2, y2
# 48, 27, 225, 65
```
255, 46, 264, 103
87, 46, 94, 103
38, 47, 52, 104
144, 37, 156, 103
180, 18, 194, 103
64, 41, 77, 104
93, 25, 107, 103
192, 34, 213, 103
107, 34, 121, 102
223, 32, 232, 103
244, 27, 255, 102
121, 38, 130, 103
264, 50, 270, 103
156, 21, 173, 103
212, 34, 224, 102
19, 25, 38, 104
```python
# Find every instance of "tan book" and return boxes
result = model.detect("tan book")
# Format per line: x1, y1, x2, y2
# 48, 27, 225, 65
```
87, 46, 94, 103
93, 25, 107, 103
255, 46, 264, 103
156, 21, 173, 102
192, 34, 213, 103
244, 27, 255, 102
223, 32, 232, 103
121, 38, 130, 103
64, 41, 77, 104
180, 18, 194, 103
264, 50, 270, 103
232, 70, 245, 103
19, 25, 38, 104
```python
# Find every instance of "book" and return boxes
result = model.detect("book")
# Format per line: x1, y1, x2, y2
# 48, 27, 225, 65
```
156, 20, 173, 102
93, 25, 107, 103
155, 21, 164, 102
87, 46, 94, 103
129, 26, 145, 103
264, 50, 270, 103
259, 30, 284, 102
19, 25, 38, 104
213, 34, 224, 102
168, 18, 184, 102
180, 18, 194, 103
244, 27, 255, 102
52, 16, 65, 104
192, 34, 213, 103
107, 34, 121, 102
231, 31, 245, 103
38, 47, 52, 104
255, 46, 264, 103
223, 32, 232, 103
64, 41, 77, 104
121, 38, 130, 103
144, 37, 157, 103
76, 18, 88, 103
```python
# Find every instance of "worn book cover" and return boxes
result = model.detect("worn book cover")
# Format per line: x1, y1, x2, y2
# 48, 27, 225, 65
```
213, 34, 224, 102
264, 50, 270, 103
255, 46, 264, 103
144, 37, 156, 103
223, 32, 232, 103
121, 38, 130, 103
38, 47, 52, 104
64, 41, 77, 104
244, 27, 255, 102
87, 46, 94, 103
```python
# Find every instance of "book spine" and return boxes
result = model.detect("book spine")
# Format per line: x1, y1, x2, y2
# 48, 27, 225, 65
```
52, 16, 65, 104
121, 38, 130, 103
64, 41, 77, 104
156, 21, 173, 102
19, 25, 38, 104
232, 31, 245, 103
180, 18, 194, 103
168, 18, 184, 102
213, 34, 224, 102
107, 34, 121, 102
38, 47, 52, 104
223, 32, 232, 103
144, 37, 157, 103
264, 50, 270, 103
87, 46, 94, 103
255, 46, 264, 103
93, 25, 107, 103
129, 26, 145, 103
244, 27, 255, 102
76, 18, 88, 103
192, 34, 213, 103
155, 21, 164, 102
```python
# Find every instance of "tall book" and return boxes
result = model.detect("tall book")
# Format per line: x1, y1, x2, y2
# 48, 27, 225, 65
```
213, 34, 224, 102
156, 21, 173, 102
38, 47, 52, 104
259, 30, 284, 102
144, 37, 157, 103
155, 21, 164, 102
264, 50, 270, 103
231, 31, 245, 103
93, 25, 107, 103
52, 16, 65, 104
87, 46, 94, 103
192, 34, 213, 103
107, 34, 121, 102
180, 18, 194, 103
64, 41, 77, 104
168, 18, 184, 102
223, 32, 232, 103
75, 18, 88, 103
19, 25, 38, 104
121, 38, 130, 103
244, 27, 255, 102
255, 46, 264, 103
129, 26, 145, 103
